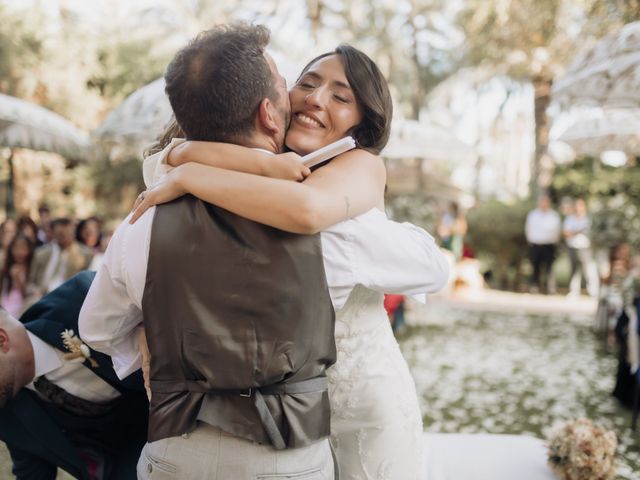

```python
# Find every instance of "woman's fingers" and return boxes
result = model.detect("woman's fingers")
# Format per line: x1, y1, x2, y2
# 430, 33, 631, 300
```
130, 194, 153, 224
132, 190, 147, 211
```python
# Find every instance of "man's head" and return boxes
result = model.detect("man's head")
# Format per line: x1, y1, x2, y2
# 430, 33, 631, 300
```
51, 218, 74, 249
538, 194, 551, 212
574, 198, 587, 216
0, 308, 33, 407
164, 23, 289, 151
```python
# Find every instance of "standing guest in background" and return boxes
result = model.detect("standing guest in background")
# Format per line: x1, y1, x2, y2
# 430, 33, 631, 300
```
0, 218, 17, 271
17, 215, 42, 248
0, 233, 34, 318
0, 272, 148, 480
27, 218, 93, 301
525, 194, 561, 294
437, 202, 467, 261
36, 204, 52, 245
564, 198, 600, 297
384, 293, 407, 334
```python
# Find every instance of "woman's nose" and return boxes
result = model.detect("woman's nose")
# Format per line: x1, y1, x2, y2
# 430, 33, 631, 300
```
305, 88, 325, 109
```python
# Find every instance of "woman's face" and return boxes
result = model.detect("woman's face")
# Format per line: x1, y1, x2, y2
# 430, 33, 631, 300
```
11, 239, 29, 264
285, 55, 363, 156
81, 220, 100, 248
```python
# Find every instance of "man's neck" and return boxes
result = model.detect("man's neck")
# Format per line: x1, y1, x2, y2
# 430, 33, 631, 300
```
16, 326, 35, 389
242, 133, 281, 154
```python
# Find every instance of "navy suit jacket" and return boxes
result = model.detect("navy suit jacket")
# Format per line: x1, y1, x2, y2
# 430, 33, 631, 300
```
0, 271, 148, 480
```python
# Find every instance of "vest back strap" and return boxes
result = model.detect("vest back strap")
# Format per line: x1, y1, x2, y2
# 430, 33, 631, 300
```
150, 376, 328, 450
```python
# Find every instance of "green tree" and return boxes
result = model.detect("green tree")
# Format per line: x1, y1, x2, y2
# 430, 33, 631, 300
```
553, 157, 640, 250
456, 0, 576, 196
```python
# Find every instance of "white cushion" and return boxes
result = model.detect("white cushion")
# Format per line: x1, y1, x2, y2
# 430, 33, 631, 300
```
424, 433, 555, 480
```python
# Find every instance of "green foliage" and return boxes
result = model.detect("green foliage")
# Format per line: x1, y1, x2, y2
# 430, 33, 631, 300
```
465, 198, 532, 289
386, 194, 438, 232
87, 37, 173, 102
87, 156, 145, 221
0, 6, 45, 96
553, 156, 640, 250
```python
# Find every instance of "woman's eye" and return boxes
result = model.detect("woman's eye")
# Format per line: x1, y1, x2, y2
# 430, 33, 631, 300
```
334, 95, 349, 103
299, 82, 315, 89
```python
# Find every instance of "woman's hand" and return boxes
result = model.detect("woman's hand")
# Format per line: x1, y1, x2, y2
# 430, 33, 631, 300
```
138, 328, 152, 401
130, 168, 188, 224
262, 152, 310, 181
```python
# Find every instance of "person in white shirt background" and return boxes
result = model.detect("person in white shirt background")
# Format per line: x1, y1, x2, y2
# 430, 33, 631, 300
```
563, 198, 599, 297
525, 194, 562, 294
81, 26, 449, 480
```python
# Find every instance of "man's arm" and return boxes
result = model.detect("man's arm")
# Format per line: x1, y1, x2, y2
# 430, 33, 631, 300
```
348, 209, 450, 297
78, 217, 145, 379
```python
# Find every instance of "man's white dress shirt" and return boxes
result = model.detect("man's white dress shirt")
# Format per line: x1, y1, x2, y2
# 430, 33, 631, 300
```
25, 331, 120, 402
525, 208, 561, 245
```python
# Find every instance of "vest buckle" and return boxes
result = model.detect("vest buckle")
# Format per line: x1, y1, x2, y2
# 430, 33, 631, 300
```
239, 388, 252, 398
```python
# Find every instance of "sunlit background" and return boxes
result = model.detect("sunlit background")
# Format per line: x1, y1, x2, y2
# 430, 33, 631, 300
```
1, 1, 640, 478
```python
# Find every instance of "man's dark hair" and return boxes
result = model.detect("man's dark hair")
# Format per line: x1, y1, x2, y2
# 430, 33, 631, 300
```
164, 24, 277, 144
51, 218, 72, 230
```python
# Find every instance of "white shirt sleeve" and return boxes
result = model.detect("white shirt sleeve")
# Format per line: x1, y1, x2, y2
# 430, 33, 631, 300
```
349, 209, 449, 301
78, 214, 149, 379
142, 137, 186, 187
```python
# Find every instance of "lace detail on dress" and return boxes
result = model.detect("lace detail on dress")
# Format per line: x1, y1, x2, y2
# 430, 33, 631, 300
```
328, 285, 422, 480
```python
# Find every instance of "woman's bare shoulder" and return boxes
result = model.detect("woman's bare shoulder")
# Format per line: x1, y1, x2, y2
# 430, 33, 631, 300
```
327, 148, 386, 179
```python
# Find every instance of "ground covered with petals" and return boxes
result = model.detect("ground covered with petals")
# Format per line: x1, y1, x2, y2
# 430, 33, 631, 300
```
400, 302, 640, 479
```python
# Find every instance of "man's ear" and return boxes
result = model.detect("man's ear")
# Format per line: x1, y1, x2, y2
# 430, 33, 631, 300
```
257, 98, 282, 136
0, 328, 10, 354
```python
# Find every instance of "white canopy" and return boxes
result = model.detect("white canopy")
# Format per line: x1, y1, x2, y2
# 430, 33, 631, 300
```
0, 93, 89, 159
557, 108, 640, 156
382, 119, 476, 164
553, 22, 640, 109
95, 78, 172, 155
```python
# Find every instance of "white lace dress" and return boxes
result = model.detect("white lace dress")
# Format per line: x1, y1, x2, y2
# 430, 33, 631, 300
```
328, 285, 423, 480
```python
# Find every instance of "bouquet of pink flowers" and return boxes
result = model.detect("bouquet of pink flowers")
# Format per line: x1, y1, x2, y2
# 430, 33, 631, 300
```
547, 418, 617, 480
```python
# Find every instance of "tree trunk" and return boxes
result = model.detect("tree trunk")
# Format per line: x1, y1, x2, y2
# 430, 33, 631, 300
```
5, 149, 15, 218
531, 75, 554, 198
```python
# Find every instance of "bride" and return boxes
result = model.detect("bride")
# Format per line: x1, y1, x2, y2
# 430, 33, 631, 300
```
133, 45, 448, 479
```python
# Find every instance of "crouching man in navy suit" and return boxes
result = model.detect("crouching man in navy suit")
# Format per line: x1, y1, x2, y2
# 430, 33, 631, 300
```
0, 271, 148, 480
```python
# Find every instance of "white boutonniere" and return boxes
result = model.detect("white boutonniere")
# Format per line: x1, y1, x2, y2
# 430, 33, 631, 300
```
61, 329, 98, 367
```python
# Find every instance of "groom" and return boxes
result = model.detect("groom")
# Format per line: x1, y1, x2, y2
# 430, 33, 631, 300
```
80, 24, 337, 479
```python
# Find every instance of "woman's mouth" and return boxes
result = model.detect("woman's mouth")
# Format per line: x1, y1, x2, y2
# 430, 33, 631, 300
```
294, 112, 325, 129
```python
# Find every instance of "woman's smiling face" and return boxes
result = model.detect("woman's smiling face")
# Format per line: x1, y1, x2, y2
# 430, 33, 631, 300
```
285, 54, 363, 156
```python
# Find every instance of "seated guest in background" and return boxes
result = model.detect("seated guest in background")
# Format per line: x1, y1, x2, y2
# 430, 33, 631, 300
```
0, 271, 148, 480
0, 233, 35, 318
27, 218, 93, 301
36, 204, 52, 245
0, 218, 17, 271
17, 215, 42, 248
76, 217, 102, 253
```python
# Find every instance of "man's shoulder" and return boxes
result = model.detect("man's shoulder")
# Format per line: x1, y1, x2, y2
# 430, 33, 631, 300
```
34, 243, 53, 257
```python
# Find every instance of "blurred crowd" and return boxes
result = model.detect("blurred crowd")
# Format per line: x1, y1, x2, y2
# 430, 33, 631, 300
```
0, 205, 111, 318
